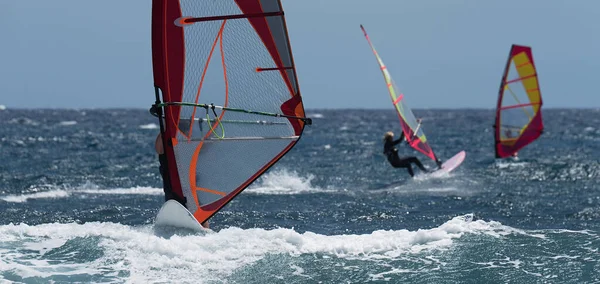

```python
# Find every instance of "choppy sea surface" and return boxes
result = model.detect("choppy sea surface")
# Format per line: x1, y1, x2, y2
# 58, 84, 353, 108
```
1, 108, 599, 283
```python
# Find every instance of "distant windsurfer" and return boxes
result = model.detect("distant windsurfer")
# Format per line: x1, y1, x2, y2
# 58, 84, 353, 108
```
505, 128, 514, 139
383, 131, 431, 177
155, 133, 209, 229
503, 129, 519, 159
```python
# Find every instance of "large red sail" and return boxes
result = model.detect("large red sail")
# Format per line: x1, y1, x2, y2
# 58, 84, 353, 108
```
151, 0, 308, 224
494, 45, 543, 158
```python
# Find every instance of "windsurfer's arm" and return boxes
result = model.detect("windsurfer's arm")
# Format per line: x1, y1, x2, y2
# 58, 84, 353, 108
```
393, 132, 405, 145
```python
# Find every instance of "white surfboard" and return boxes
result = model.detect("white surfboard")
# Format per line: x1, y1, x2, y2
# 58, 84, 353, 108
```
154, 200, 206, 232
429, 151, 466, 177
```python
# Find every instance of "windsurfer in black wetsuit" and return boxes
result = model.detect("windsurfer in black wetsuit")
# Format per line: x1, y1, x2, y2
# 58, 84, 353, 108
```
383, 131, 434, 177
155, 133, 178, 202
155, 133, 209, 228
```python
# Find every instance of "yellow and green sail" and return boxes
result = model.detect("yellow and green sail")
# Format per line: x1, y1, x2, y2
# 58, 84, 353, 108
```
360, 25, 437, 161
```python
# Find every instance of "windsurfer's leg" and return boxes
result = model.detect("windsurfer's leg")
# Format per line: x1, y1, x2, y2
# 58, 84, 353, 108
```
407, 157, 429, 173
158, 155, 171, 201
158, 153, 187, 206
406, 165, 415, 177
162, 180, 181, 203
389, 156, 416, 177
388, 154, 407, 168
163, 183, 173, 201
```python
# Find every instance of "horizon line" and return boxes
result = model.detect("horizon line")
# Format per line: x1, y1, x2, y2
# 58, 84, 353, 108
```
1, 106, 599, 111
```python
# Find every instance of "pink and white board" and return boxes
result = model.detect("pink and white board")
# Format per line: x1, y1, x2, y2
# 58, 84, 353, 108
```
429, 151, 466, 177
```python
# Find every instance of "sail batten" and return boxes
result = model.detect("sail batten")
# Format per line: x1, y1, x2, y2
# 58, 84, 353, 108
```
360, 25, 437, 162
494, 44, 544, 158
181, 11, 284, 24
500, 102, 541, 111
152, 0, 308, 224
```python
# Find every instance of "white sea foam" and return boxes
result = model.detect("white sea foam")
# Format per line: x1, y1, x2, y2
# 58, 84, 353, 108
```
1, 190, 70, 203
0, 171, 329, 203
139, 123, 159, 130
307, 113, 324, 119
0, 186, 163, 203
58, 121, 77, 126
78, 187, 163, 195
0, 214, 511, 283
246, 169, 334, 195
8, 118, 39, 126
495, 161, 528, 169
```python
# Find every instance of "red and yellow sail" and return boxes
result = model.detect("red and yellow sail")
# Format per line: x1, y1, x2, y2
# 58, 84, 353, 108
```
494, 44, 544, 158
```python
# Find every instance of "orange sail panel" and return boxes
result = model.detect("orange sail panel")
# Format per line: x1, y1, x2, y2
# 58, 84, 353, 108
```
151, 0, 307, 224
494, 44, 543, 158
360, 25, 437, 161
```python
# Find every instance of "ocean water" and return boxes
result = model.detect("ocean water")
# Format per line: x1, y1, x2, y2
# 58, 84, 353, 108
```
1, 108, 599, 283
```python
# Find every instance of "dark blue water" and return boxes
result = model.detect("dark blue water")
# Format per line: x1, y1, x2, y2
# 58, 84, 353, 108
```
1, 108, 599, 283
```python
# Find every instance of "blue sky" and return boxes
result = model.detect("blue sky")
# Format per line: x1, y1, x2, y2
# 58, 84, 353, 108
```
1, 0, 599, 109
